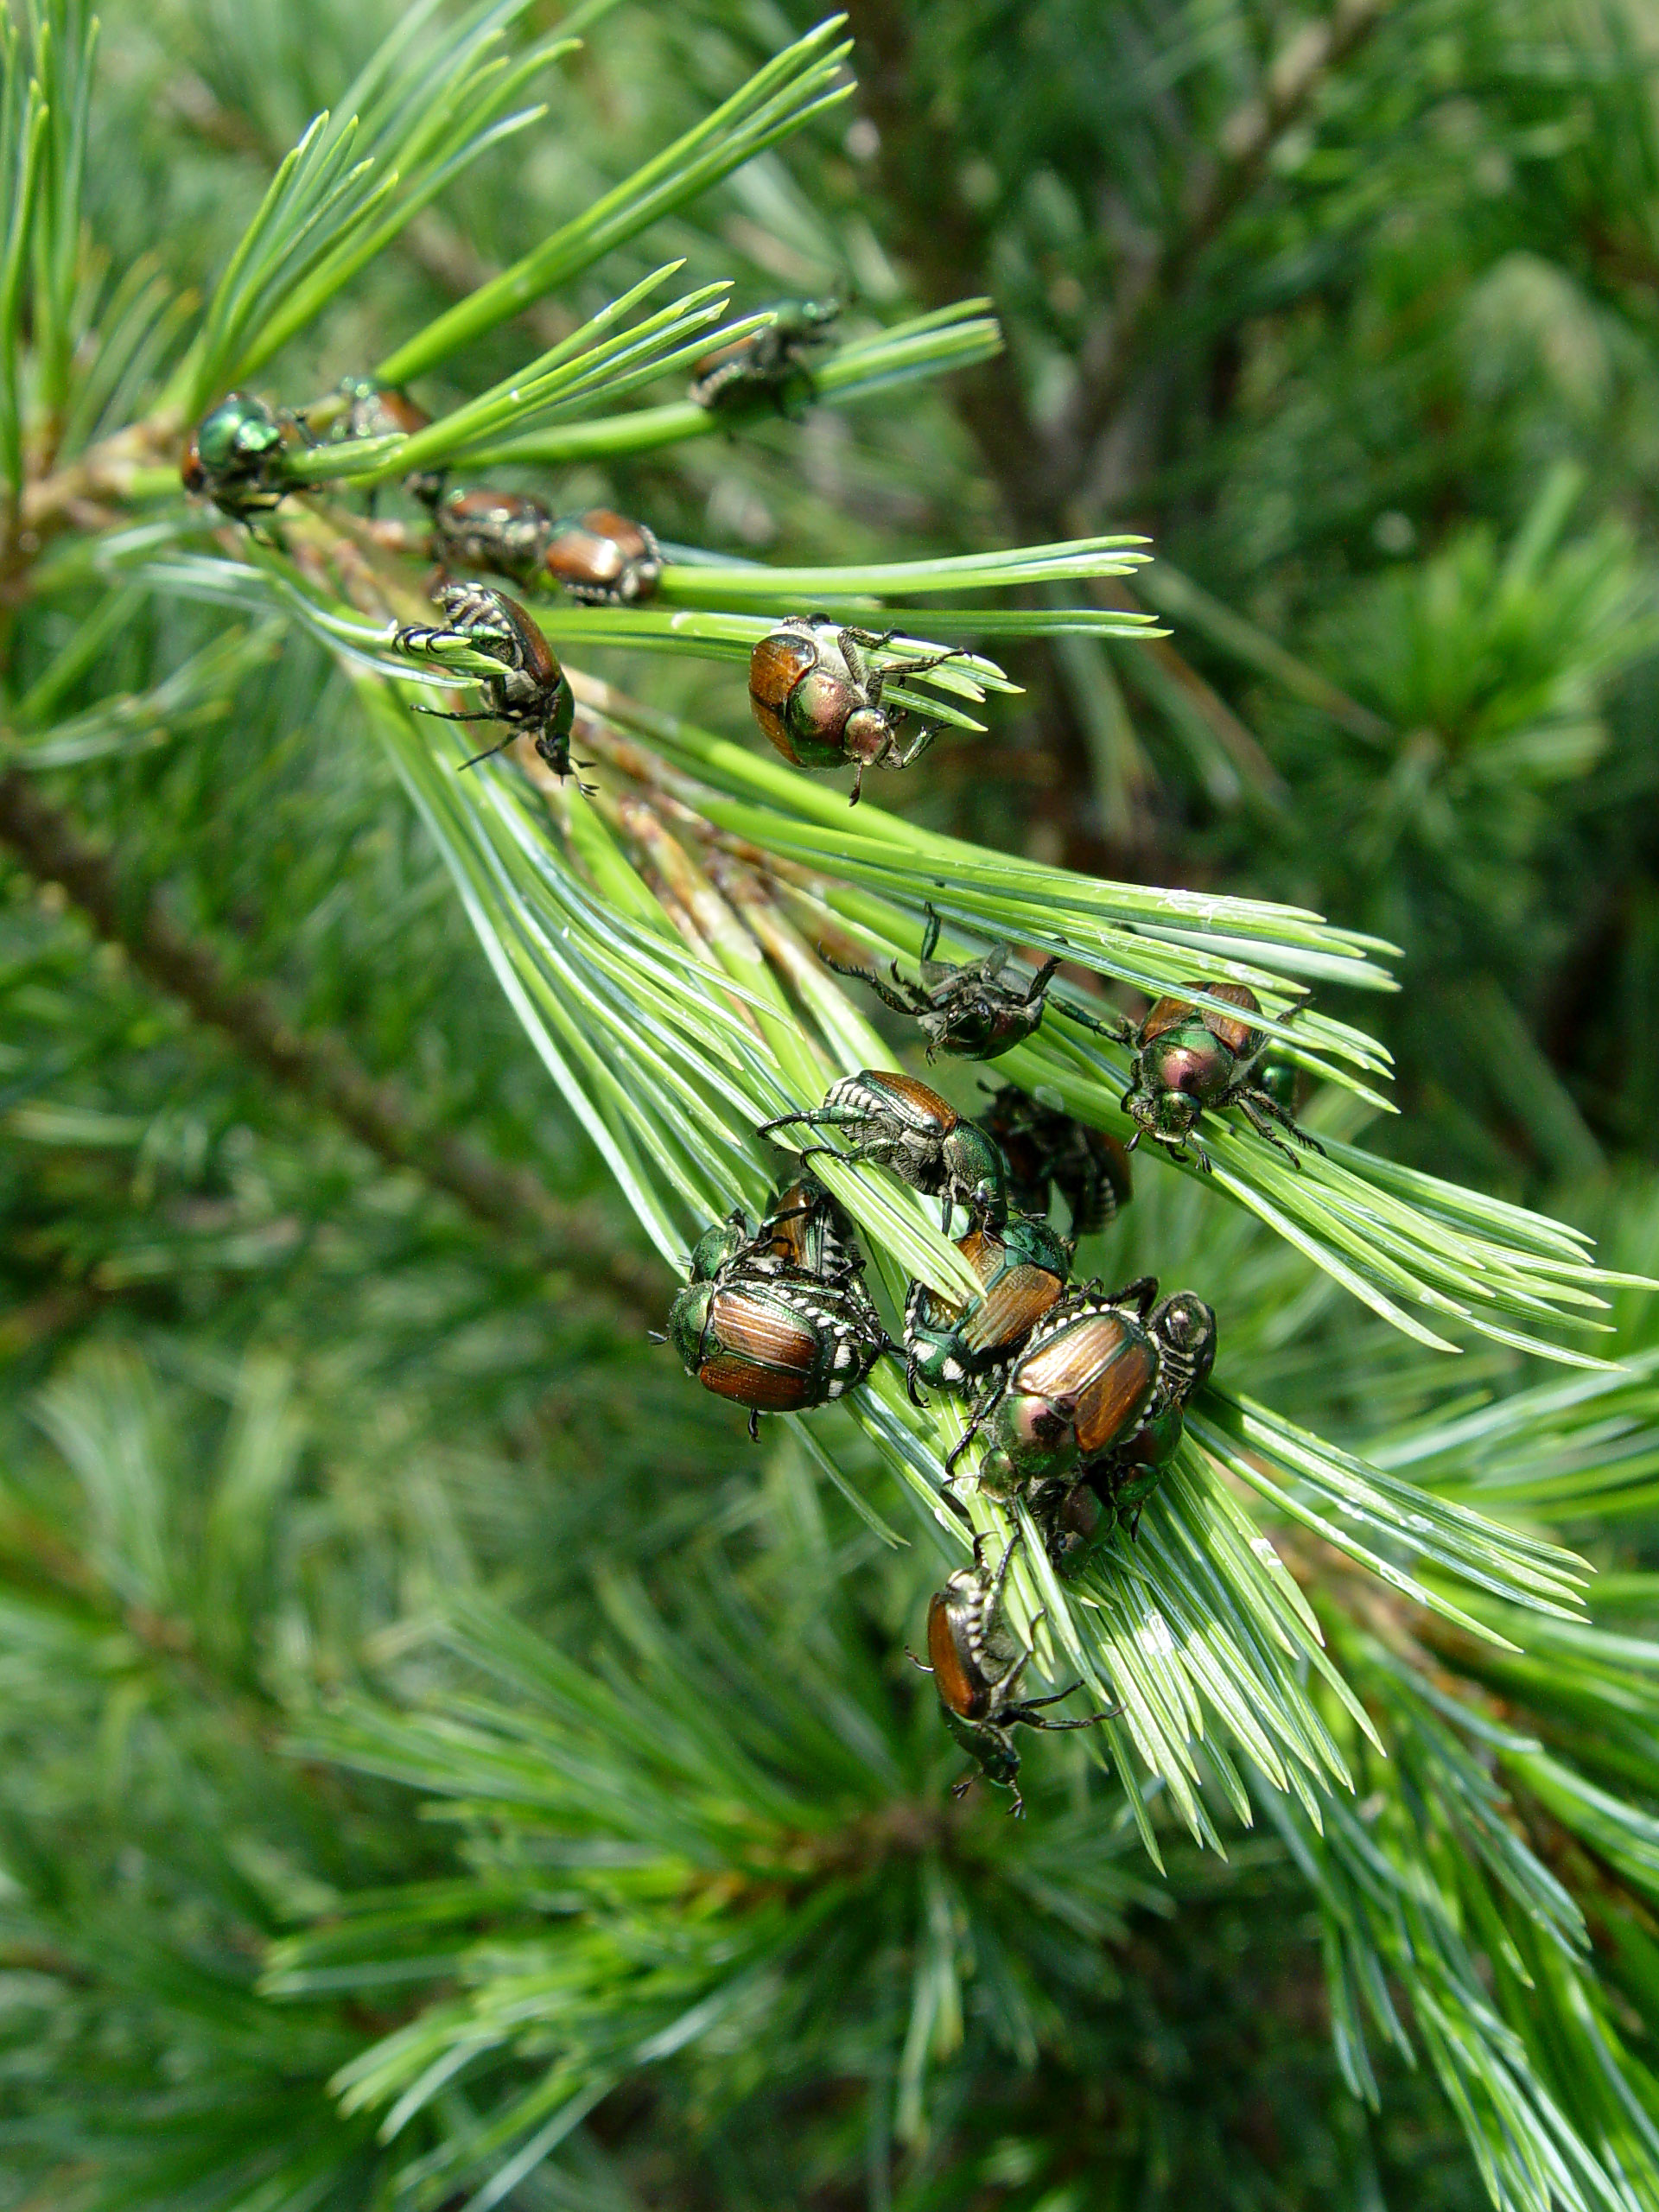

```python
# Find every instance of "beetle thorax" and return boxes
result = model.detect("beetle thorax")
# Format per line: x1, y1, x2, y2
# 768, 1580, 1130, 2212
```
1144, 1028, 1236, 1098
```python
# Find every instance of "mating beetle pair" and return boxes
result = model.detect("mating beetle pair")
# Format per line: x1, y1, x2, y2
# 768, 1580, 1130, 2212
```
664, 1174, 893, 1438
914, 1529, 1116, 1815
946, 1274, 1217, 1558
902, 1213, 1073, 1398
423, 486, 663, 607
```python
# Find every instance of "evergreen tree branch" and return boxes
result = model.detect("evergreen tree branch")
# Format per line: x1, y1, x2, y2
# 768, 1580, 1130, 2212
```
0, 763, 661, 1314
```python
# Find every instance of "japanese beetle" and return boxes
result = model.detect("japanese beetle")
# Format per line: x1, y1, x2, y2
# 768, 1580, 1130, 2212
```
826, 903, 1062, 1061
690, 298, 839, 416
903, 1213, 1071, 1397
758, 1071, 1008, 1235
326, 375, 443, 505
910, 1530, 1114, 1815
950, 1280, 1216, 1504
690, 1173, 865, 1289
1037, 1290, 1217, 1569
664, 1259, 891, 1440
392, 583, 582, 785
327, 375, 430, 445
427, 486, 555, 588
980, 1086, 1134, 1236
181, 391, 295, 520
748, 617, 964, 805
1113, 984, 1323, 1167
542, 508, 662, 606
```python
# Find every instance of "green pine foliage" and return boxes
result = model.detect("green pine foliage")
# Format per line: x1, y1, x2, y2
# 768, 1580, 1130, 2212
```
1, 0, 1658, 2205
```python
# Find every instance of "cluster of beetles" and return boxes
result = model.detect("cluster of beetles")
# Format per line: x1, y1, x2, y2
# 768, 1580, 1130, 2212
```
657, 904, 1319, 1814
180, 305, 1323, 1815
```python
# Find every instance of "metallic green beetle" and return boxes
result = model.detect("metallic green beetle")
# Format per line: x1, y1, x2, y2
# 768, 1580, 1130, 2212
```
902, 1212, 1072, 1398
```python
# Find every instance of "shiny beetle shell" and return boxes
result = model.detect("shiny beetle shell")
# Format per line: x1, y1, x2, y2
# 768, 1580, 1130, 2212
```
1013, 1307, 1159, 1463
748, 624, 852, 770
903, 1216, 1071, 1393
1121, 984, 1324, 1166
951, 1281, 1166, 1495
917, 1533, 1114, 1815
666, 1272, 885, 1419
429, 487, 555, 586
334, 377, 429, 443
393, 584, 576, 778
757, 1070, 1009, 1233
181, 391, 291, 518
542, 509, 662, 606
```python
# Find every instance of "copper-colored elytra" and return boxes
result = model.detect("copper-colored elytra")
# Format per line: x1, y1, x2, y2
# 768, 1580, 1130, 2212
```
957, 1229, 998, 1280
750, 632, 817, 715
964, 1266, 1065, 1355
698, 1353, 815, 1410
927, 1594, 985, 1719
1019, 1313, 1131, 1404
869, 1071, 957, 1126
585, 509, 652, 558
1139, 996, 1196, 1045
1198, 981, 1262, 1056
1073, 1337, 1159, 1458
710, 1291, 820, 1370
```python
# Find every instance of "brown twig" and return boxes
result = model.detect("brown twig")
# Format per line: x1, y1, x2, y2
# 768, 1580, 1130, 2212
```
0, 765, 664, 1315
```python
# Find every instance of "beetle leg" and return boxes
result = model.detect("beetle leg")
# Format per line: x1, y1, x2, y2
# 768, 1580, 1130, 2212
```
1231, 1090, 1305, 1165
747, 1408, 760, 1443
412, 703, 501, 725
949, 1772, 976, 1801
888, 721, 938, 772
456, 734, 523, 772
1065, 1000, 1135, 1043
822, 956, 926, 1020
988, 1525, 1022, 1606
1239, 1084, 1325, 1159
919, 903, 943, 965
1020, 1703, 1122, 1730
947, 1373, 1006, 1472
905, 1646, 935, 1674
756, 1103, 861, 1140
1014, 1682, 1083, 1713
1022, 956, 1061, 1005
